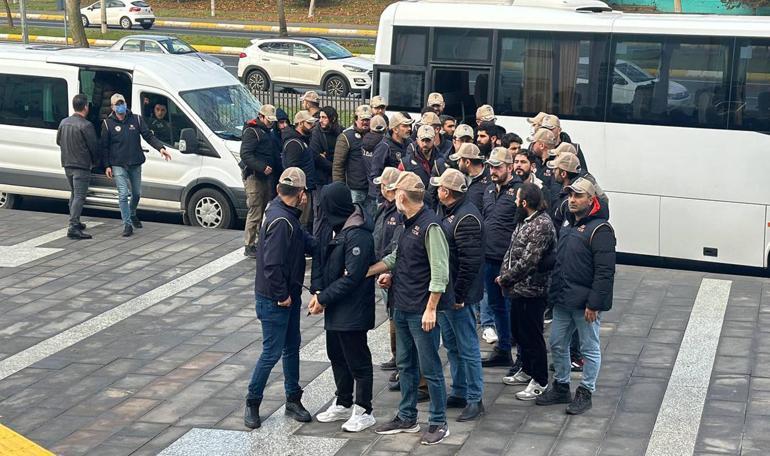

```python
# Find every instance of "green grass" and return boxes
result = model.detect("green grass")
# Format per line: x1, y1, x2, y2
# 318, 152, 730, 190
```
0, 24, 375, 53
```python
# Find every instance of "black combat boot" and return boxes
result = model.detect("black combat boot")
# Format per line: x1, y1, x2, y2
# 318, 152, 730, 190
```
285, 391, 311, 422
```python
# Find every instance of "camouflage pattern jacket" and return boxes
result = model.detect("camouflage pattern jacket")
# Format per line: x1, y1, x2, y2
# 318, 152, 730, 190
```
498, 210, 556, 298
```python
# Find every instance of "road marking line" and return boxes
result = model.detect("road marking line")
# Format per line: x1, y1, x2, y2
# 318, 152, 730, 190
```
0, 423, 54, 456
0, 222, 103, 268
158, 318, 391, 456
645, 278, 732, 456
0, 249, 244, 381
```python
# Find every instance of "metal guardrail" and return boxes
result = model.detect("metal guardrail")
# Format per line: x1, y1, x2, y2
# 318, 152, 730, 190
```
250, 88, 370, 127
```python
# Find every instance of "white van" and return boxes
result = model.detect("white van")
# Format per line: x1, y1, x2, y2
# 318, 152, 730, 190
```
0, 43, 260, 229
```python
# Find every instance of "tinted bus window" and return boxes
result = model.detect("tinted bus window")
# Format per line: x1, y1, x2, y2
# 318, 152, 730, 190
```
494, 32, 608, 121
0, 74, 68, 129
731, 40, 770, 132
433, 28, 492, 63
393, 27, 428, 66
375, 70, 425, 112
608, 36, 731, 129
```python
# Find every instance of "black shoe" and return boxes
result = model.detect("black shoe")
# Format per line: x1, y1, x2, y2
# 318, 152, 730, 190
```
122, 224, 133, 237
421, 422, 449, 445
417, 389, 430, 403
566, 386, 592, 415
130, 216, 143, 229
67, 228, 92, 240
375, 415, 420, 435
457, 400, 484, 422
446, 395, 467, 409
380, 357, 397, 371
535, 381, 572, 406
388, 371, 400, 391
285, 392, 311, 422
481, 347, 513, 368
76, 222, 87, 230
244, 399, 261, 429
243, 245, 257, 259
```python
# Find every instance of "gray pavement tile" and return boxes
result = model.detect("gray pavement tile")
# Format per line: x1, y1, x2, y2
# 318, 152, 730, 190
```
708, 375, 750, 403
176, 398, 242, 427
718, 337, 754, 357
124, 425, 192, 456
25, 414, 95, 448
615, 314, 656, 337
713, 356, 753, 376
638, 343, 680, 369
66, 387, 135, 417
607, 411, 658, 437
456, 430, 511, 455
502, 432, 555, 455
597, 436, 648, 456
744, 413, 770, 441
551, 437, 602, 456
561, 415, 612, 440
48, 429, 114, 456
702, 399, 747, 417
695, 414, 744, 454
518, 407, 568, 436
618, 377, 668, 413
740, 439, 770, 455
652, 309, 692, 331
139, 381, 229, 424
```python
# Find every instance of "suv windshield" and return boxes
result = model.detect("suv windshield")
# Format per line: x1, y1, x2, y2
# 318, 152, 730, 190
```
161, 38, 195, 54
181, 85, 262, 140
306, 38, 352, 60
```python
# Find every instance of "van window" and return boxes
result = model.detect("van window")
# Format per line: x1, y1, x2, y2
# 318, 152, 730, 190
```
141, 92, 196, 147
0, 74, 68, 129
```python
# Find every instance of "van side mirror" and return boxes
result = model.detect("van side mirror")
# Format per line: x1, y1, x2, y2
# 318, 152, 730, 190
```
179, 128, 199, 154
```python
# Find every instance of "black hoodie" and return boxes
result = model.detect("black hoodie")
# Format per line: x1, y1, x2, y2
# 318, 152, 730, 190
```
282, 127, 316, 190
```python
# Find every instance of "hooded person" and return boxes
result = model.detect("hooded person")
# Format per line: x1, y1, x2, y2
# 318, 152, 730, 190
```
310, 181, 378, 433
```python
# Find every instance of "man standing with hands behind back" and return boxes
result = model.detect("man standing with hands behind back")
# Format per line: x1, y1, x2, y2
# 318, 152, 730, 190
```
100, 93, 171, 237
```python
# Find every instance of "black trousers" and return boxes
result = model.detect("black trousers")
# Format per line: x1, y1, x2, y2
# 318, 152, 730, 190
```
326, 330, 373, 413
510, 296, 548, 386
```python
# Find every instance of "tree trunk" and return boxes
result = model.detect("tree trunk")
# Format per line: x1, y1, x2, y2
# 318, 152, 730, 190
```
277, 0, 287, 36
2, 0, 13, 27
308, 0, 315, 18
100, 0, 106, 34
66, 0, 89, 46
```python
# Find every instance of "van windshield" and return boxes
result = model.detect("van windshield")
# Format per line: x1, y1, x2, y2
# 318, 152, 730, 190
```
180, 85, 262, 140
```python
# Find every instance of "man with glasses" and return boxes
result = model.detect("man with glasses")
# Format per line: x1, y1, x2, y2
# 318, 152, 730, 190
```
101, 93, 171, 237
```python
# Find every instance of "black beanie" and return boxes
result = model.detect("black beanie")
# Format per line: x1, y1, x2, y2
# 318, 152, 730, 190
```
321, 182, 354, 230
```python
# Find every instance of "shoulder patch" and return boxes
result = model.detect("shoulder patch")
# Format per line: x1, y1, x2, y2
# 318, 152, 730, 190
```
352, 246, 361, 256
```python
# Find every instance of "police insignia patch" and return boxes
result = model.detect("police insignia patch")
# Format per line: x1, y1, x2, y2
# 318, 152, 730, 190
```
352, 247, 361, 256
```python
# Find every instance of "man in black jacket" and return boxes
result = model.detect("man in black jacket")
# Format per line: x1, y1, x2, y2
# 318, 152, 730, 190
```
370, 112, 413, 199
432, 168, 486, 422
100, 93, 171, 237
245, 167, 314, 430
240, 104, 278, 258
57, 94, 99, 240
282, 110, 318, 231
309, 182, 377, 432
333, 105, 373, 215
400, 125, 448, 210
536, 177, 616, 415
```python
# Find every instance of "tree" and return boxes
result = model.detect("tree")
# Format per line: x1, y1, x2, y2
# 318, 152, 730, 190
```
720, 0, 769, 13
278, 0, 287, 36
2, 0, 12, 27
66, 0, 89, 47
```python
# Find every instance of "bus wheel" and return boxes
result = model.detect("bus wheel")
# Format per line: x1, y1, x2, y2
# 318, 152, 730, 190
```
0, 192, 19, 209
187, 188, 233, 229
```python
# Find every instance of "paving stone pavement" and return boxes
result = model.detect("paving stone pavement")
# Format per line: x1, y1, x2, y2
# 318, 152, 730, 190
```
0, 208, 769, 455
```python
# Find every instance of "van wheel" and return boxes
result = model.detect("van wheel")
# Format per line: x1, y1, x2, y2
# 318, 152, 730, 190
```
81, 15, 89, 27
246, 69, 269, 93
187, 188, 233, 229
120, 16, 132, 29
324, 75, 349, 97
0, 192, 19, 209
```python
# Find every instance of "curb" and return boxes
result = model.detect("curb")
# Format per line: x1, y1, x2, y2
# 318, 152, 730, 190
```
10, 12, 378, 38
0, 34, 374, 59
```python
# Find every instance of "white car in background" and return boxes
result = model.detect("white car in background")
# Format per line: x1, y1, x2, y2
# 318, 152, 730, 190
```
81, 0, 155, 30
110, 35, 225, 67
238, 37, 372, 97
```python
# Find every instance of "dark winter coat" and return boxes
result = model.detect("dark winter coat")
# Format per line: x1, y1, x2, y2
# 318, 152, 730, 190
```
499, 211, 556, 298
439, 196, 484, 305
100, 110, 164, 167
308, 123, 342, 186
282, 127, 316, 190
57, 114, 99, 170
240, 118, 278, 180
482, 177, 522, 262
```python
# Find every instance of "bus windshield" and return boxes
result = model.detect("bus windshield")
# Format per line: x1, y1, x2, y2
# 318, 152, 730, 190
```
180, 85, 262, 140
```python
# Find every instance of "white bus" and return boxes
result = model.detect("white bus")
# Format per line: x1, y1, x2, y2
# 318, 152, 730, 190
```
373, 0, 770, 268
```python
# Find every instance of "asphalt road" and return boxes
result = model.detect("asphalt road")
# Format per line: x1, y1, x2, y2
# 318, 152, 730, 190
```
26, 19, 376, 43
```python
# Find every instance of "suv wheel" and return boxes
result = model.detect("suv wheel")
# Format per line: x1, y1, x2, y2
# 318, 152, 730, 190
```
246, 69, 270, 92
0, 192, 19, 209
324, 75, 349, 97
187, 188, 233, 229
120, 16, 132, 29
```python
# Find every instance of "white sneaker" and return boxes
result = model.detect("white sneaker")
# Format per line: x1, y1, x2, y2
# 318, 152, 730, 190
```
316, 400, 351, 423
502, 368, 531, 386
341, 405, 376, 432
515, 379, 548, 401
482, 327, 498, 344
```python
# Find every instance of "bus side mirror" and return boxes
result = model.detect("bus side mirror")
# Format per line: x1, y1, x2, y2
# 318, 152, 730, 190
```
179, 128, 199, 154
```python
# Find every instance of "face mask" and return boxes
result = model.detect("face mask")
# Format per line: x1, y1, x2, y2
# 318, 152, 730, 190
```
115, 104, 127, 115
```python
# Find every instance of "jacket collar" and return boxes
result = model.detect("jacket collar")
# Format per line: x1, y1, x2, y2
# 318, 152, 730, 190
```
273, 196, 303, 218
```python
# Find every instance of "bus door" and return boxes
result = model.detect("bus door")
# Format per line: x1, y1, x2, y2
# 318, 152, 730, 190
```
429, 66, 492, 124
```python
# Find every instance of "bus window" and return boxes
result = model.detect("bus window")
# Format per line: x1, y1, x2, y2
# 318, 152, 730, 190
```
731, 40, 770, 132
494, 32, 607, 121
609, 36, 730, 129
433, 68, 490, 123
433, 28, 492, 63
393, 27, 428, 66
374, 69, 424, 112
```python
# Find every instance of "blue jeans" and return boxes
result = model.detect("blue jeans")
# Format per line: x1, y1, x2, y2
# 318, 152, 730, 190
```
247, 293, 302, 401
112, 164, 142, 227
550, 306, 601, 392
394, 309, 446, 425
472, 290, 496, 329
351, 189, 376, 222
439, 305, 484, 403
484, 260, 512, 351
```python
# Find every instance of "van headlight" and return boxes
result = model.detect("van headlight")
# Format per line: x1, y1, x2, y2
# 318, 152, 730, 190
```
343, 65, 367, 73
